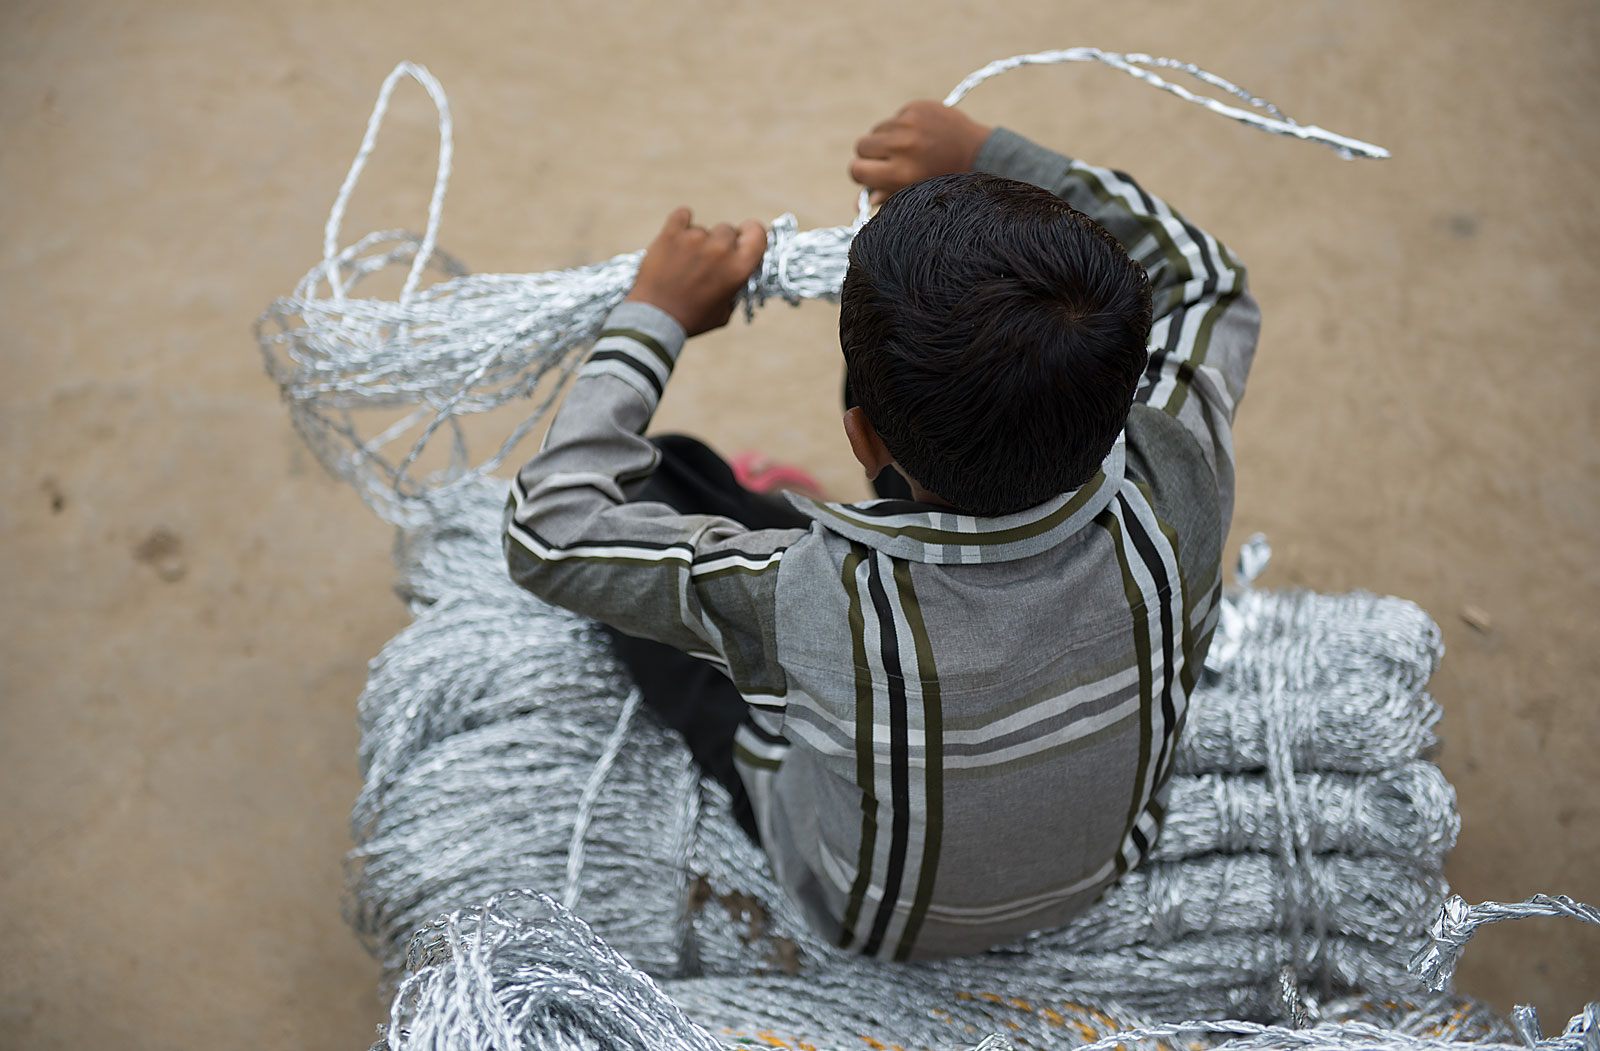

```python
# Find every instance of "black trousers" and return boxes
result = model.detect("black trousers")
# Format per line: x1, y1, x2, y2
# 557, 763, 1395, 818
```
605, 432, 910, 843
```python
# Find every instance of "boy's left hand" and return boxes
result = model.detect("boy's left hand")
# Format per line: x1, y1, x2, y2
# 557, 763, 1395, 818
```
626, 207, 767, 338
850, 100, 992, 205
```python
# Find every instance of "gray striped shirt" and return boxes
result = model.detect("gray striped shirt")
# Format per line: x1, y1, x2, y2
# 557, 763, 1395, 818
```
506, 128, 1259, 960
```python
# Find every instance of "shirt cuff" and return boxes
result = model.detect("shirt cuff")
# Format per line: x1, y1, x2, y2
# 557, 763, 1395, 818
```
973, 126, 1075, 190
576, 301, 688, 410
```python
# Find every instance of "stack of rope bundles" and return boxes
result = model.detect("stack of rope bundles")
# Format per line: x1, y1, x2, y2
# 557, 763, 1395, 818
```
347, 479, 1461, 1049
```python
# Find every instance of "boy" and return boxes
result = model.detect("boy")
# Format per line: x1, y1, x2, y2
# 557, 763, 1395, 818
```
505, 101, 1259, 960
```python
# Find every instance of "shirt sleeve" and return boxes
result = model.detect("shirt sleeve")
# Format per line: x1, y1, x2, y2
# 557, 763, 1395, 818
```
975, 127, 1261, 521
503, 301, 804, 701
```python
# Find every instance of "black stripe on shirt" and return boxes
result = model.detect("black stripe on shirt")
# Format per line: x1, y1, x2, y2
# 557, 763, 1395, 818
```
838, 547, 879, 950
1097, 502, 1155, 881
1119, 496, 1178, 802
586, 348, 665, 400
739, 716, 788, 745
1129, 822, 1150, 863
509, 518, 690, 559
1146, 303, 1187, 388
598, 327, 674, 372
861, 551, 911, 958
1115, 169, 1159, 217
835, 498, 932, 519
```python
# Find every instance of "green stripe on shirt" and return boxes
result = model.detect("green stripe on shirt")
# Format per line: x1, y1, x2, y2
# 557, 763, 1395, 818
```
892, 559, 943, 960
838, 546, 878, 949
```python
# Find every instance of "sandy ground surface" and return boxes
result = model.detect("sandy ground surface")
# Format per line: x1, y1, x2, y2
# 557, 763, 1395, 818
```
2, 1, 1596, 1047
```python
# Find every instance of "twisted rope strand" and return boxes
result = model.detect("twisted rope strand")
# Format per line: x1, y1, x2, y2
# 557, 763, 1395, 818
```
941, 49, 1387, 158
1410, 895, 1600, 992
564, 688, 644, 910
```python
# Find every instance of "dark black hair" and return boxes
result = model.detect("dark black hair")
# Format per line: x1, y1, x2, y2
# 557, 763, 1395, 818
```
839, 172, 1152, 516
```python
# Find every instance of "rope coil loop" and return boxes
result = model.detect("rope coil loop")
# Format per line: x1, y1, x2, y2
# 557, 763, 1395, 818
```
322, 61, 454, 305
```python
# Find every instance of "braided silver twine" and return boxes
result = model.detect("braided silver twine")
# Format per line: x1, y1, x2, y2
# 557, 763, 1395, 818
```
257, 52, 1596, 1051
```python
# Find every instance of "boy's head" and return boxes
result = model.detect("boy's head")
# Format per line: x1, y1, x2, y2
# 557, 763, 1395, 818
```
839, 172, 1153, 517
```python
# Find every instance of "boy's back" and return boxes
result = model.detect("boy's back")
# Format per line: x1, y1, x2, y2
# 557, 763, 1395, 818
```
506, 110, 1258, 960
745, 404, 1223, 957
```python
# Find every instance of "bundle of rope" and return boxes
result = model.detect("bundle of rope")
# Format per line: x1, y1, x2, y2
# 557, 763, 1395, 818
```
347, 481, 1463, 1033
382, 889, 1594, 1051
256, 51, 1598, 1051
350, 489, 1597, 1050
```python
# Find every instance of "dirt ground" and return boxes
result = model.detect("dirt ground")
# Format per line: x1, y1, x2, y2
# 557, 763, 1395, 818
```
1, 1, 1595, 1047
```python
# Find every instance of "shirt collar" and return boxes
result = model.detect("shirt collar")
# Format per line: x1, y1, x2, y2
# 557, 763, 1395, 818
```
785, 436, 1125, 565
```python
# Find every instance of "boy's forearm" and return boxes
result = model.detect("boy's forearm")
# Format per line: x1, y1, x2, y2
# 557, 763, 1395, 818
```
504, 298, 801, 694
504, 303, 693, 634
524, 300, 685, 494
973, 127, 1080, 198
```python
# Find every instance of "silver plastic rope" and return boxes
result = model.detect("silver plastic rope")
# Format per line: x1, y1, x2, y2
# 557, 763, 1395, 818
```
564, 687, 644, 911
371, 891, 1593, 1051
258, 51, 1389, 526
940, 50, 1388, 158
1410, 895, 1600, 992
1152, 764, 1459, 866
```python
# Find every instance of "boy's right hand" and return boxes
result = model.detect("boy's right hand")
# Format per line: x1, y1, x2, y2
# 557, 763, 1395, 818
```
849, 101, 993, 205
626, 207, 767, 338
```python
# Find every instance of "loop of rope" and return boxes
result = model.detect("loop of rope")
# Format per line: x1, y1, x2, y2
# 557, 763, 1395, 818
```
941, 48, 1388, 160
323, 61, 453, 305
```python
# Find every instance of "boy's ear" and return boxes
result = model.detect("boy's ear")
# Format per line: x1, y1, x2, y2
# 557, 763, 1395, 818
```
843, 406, 896, 479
